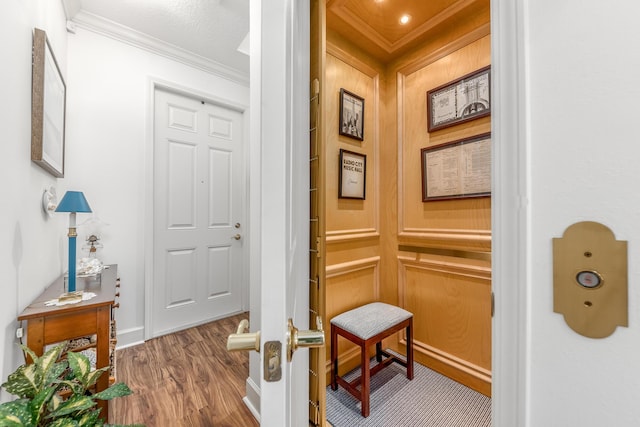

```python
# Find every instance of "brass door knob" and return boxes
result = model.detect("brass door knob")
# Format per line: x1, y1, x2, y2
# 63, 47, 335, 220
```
227, 319, 260, 352
287, 316, 324, 361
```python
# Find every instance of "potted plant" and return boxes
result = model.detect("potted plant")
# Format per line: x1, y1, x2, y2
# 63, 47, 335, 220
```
0, 342, 140, 426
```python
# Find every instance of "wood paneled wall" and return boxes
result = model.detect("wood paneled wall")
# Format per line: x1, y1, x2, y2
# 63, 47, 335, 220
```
393, 33, 491, 395
324, 37, 387, 377
324, 21, 492, 396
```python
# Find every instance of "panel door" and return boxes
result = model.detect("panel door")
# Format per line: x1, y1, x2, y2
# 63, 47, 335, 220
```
152, 88, 246, 337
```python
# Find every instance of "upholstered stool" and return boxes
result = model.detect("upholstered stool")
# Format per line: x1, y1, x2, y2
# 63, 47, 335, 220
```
330, 302, 414, 417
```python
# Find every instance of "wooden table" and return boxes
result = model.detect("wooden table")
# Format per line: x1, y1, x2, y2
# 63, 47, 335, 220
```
18, 264, 119, 421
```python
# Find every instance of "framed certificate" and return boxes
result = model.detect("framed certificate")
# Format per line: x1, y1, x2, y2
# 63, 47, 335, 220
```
427, 66, 491, 132
421, 133, 491, 201
339, 149, 366, 199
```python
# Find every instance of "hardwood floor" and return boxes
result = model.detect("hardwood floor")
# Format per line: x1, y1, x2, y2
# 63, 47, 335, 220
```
111, 313, 259, 427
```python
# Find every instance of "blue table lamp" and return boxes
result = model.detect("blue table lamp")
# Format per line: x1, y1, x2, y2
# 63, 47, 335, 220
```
55, 191, 92, 293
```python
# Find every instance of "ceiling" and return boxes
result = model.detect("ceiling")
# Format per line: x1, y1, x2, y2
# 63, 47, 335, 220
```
62, 0, 488, 82
326, 0, 490, 62
63, 0, 250, 82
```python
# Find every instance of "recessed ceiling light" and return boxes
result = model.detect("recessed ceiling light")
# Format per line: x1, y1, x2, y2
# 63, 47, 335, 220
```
400, 14, 411, 25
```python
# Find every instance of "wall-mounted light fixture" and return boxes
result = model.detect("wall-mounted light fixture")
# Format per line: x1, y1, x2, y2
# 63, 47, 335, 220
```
42, 187, 58, 217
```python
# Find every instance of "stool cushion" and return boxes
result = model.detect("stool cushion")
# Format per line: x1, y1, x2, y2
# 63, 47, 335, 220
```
331, 302, 412, 339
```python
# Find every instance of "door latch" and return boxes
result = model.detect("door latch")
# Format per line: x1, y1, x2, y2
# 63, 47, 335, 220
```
287, 316, 325, 361
226, 319, 260, 352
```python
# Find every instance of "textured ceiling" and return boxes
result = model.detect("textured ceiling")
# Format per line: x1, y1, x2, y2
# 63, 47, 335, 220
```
69, 0, 249, 76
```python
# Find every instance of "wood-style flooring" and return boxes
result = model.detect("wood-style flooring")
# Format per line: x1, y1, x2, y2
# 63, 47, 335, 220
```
111, 313, 259, 427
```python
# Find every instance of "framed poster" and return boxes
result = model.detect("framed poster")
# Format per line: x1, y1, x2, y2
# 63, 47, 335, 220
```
426, 65, 490, 132
421, 133, 491, 201
339, 149, 366, 199
339, 88, 364, 141
31, 28, 66, 178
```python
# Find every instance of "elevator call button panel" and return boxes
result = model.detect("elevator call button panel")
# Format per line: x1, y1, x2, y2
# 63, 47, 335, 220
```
553, 221, 628, 338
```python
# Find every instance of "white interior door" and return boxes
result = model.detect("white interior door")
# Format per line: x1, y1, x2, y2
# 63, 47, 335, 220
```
152, 87, 246, 337
256, 0, 310, 425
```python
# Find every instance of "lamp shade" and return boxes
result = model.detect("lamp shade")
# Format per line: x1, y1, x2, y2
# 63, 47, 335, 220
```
55, 191, 92, 213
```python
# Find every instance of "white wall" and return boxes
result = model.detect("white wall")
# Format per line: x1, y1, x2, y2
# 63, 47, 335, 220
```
1, 3, 250, 403
525, 1, 640, 425
0, 0, 69, 401
65, 27, 250, 346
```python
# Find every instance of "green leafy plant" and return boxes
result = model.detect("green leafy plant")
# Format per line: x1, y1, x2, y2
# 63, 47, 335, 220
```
0, 342, 139, 426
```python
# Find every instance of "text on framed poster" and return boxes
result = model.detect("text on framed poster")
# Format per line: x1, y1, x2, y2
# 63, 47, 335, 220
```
339, 149, 366, 199
421, 133, 491, 202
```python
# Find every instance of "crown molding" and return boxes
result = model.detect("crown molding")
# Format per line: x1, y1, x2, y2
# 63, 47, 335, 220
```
70, 10, 249, 86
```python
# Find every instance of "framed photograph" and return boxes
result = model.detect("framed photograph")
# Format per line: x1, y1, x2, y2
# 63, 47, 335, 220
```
339, 149, 366, 199
421, 133, 491, 201
31, 28, 66, 177
426, 65, 490, 132
339, 88, 364, 141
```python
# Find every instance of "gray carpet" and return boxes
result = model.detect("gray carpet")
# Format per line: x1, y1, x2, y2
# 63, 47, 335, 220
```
326, 357, 491, 427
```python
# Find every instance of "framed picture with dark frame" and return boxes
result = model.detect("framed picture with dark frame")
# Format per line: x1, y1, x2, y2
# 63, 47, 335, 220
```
421, 132, 491, 201
339, 88, 364, 141
426, 65, 491, 132
31, 28, 66, 178
339, 149, 366, 199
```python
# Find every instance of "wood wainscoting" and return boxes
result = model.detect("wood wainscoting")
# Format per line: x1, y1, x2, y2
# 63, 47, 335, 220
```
398, 250, 492, 396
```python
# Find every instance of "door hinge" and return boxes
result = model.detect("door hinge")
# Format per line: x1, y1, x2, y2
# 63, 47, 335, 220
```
309, 400, 320, 426
491, 291, 495, 317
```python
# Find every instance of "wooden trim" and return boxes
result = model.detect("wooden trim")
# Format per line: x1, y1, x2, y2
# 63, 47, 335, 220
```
399, 229, 492, 245
398, 245, 491, 262
397, 23, 491, 75
326, 256, 381, 279
410, 339, 492, 396
398, 255, 491, 281
326, 229, 379, 243
327, 41, 379, 78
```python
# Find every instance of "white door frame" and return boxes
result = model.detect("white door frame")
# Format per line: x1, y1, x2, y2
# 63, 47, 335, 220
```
491, 0, 528, 426
144, 78, 251, 341
249, 0, 311, 425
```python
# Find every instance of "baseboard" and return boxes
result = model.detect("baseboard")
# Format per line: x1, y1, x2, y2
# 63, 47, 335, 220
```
115, 326, 145, 350
412, 341, 492, 397
244, 376, 261, 422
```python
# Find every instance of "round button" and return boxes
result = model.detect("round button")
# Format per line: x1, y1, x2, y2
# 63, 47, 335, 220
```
576, 270, 602, 289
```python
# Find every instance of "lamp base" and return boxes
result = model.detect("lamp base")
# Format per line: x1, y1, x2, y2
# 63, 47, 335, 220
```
58, 290, 84, 304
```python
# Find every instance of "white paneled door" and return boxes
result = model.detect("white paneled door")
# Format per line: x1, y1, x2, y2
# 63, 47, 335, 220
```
152, 88, 246, 337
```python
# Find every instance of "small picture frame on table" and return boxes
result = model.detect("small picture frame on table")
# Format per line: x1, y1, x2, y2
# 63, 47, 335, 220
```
339, 88, 364, 141
339, 149, 366, 199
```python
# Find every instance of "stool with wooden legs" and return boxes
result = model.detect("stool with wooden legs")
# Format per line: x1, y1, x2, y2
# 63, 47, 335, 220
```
330, 302, 414, 417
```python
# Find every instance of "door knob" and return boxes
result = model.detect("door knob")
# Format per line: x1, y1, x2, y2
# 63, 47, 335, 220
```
287, 316, 325, 361
232, 234, 242, 240
227, 319, 261, 352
